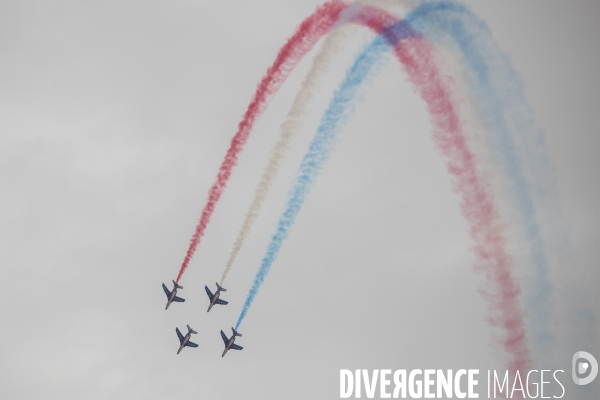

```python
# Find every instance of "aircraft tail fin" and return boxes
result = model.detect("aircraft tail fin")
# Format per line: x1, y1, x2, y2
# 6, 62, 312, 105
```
216, 282, 227, 292
187, 324, 198, 334
173, 280, 183, 289
231, 327, 242, 337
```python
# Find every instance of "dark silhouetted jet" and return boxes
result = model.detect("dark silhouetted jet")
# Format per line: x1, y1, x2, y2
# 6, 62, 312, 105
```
205, 282, 228, 312
176, 324, 198, 354
162, 280, 184, 310
220, 327, 243, 357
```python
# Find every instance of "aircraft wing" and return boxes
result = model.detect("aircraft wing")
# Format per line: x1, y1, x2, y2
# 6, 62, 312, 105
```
186, 341, 198, 348
176, 327, 184, 342
173, 296, 185, 303
231, 344, 243, 351
205, 286, 213, 299
162, 283, 171, 298
220, 330, 228, 345
216, 299, 228, 305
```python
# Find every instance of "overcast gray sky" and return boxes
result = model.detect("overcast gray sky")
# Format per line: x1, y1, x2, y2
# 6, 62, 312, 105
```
0, 1, 598, 399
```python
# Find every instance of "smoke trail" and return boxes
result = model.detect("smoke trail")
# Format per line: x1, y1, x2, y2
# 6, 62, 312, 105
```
236, 13, 531, 373
406, 0, 559, 355
175, 0, 348, 283
235, 35, 392, 328
377, 7, 531, 372
219, 23, 360, 285
219, 1, 422, 285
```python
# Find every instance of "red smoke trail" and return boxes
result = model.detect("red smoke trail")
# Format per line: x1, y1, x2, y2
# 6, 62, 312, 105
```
175, 0, 347, 283
178, 0, 530, 373
352, 6, 531, 373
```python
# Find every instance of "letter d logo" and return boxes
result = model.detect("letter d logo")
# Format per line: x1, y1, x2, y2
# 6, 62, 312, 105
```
572, 351, 598, 385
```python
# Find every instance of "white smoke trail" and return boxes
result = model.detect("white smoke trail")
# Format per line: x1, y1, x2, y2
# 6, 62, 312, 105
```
220, 22, 359, 284
220, 0, 415, 284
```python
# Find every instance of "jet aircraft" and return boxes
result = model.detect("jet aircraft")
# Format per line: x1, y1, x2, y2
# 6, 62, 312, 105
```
176, 324, 198, 354
205, 282, 228, 312
162, 280, 185, 310
220, 327, 243, 357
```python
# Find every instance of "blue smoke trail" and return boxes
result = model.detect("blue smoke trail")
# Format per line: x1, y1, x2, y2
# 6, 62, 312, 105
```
237, 2, 569, 360
235, 32, 400, 329
406, 0, 557, 352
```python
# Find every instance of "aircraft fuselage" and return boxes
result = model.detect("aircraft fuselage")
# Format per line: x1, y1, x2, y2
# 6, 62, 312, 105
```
177, 334, 190, 354
166, 289, 178, 310
207, 291, 220, 312
222, 337, 235, 357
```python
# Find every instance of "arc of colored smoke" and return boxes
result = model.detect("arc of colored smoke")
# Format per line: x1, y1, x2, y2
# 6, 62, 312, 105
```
406, 1, 555, 352
219, 1, 419, 285
234, 33, 392, 330
175, 0, 348, 283
236, 11, 530, 373
219, 1, 418, 284
219, 22, 360, 285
